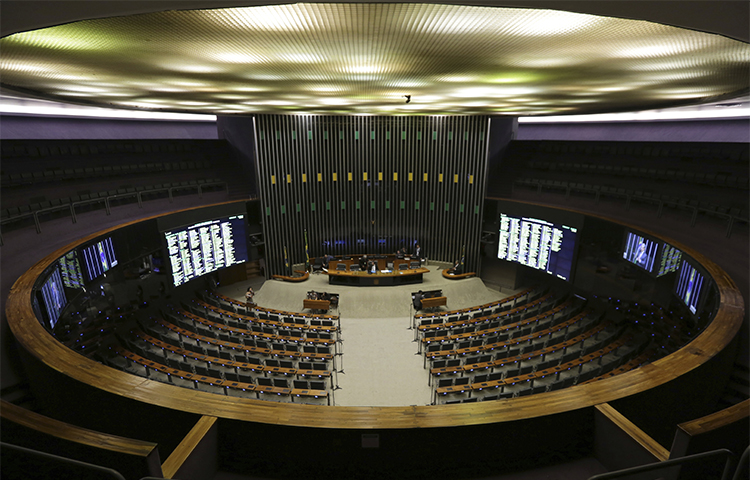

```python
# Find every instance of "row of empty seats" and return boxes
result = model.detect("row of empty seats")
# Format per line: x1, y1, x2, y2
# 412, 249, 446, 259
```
1, 138, 228, 160
432, 325, 651, 404
507, 140, 748, 164
417, 287, 659, 404
2, 160, 215, 187
96, 304, 337, 405
440, 343, 652, 404
200, 290, 340, 330
152, 314, 335, 365
524, 161, 749, 190
1, 178, 227, 229
414, 285, 543, 327
514, 178, 748, 234
102, 339, 329, 404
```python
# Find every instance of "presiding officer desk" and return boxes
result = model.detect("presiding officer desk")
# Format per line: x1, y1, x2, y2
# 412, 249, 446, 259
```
320, 254, 429, 286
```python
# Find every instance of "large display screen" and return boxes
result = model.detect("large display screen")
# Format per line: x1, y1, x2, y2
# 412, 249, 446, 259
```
82, 237, 118, 282
40, 268, 67, 329
622, 231, 658, 273
675, 259, 705, 315
657, 243, 682, 277
58, 251, 85, 289
497, 213, 578, 281
165, 214, 249, 287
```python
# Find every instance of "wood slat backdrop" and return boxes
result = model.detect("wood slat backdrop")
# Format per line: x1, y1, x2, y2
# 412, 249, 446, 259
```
253, 115, 490, 275
5, 200, 744, 431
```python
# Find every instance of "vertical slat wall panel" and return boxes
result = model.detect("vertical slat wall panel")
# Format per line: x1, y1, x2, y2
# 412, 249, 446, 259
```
254, 115, 490, 276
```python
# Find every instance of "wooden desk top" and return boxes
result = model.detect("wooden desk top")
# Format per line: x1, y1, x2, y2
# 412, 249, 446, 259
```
5, 199, 743, 431
326, 266, 429, 278
303, 299, 331, 311
420, 296, 447, 308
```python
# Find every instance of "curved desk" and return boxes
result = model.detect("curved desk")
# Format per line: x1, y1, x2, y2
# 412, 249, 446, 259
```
326, 267, 429, 286
442, 269, 476, 280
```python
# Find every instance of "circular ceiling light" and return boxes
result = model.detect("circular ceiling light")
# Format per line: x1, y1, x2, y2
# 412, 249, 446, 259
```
1, 3, 748, 116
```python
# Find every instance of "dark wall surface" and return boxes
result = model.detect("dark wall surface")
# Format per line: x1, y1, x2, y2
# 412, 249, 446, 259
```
0, 114, 217, 140
517, 118, 750, 143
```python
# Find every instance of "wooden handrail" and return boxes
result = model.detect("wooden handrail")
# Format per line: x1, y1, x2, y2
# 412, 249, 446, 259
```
1, 400, 159, 457
272, 270, 310, 282
442, 269, 476, 279
596, 403, 670, 461
162, 416, 217, 479
5, 199, 744, 430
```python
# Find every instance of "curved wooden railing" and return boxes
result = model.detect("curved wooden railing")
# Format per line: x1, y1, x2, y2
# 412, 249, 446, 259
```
271, 270, 309, 282
1, 400, 162, 477
442, 268, 476, 279
5, 201, 744, 430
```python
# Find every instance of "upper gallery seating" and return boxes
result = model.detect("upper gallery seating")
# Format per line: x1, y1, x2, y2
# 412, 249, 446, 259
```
0, 139, 249, 231
503, 140, 749, 237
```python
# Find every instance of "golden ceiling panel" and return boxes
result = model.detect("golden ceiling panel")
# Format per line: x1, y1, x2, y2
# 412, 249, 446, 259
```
1, 3, 748, 116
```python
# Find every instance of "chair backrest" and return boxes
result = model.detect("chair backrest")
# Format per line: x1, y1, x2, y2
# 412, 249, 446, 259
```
336, 263, 346, 271
273, 378, 289, 388
310, 380, 326, 390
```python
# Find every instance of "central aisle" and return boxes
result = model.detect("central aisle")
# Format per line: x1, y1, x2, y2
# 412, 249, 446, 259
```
218, 264, 515, 407
333, 316, 430, 406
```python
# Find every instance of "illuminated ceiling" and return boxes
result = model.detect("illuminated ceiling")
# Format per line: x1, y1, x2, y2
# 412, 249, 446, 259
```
1, 3, 748, 116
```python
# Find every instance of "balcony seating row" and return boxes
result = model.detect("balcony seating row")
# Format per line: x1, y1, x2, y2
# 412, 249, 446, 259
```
2, 160, 215, 187
101, 344, 329, 404
0, 179, 227, 232
513, 178, 748, 237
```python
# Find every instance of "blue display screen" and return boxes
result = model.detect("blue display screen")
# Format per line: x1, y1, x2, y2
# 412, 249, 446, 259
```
82, 237, 118, 282
623, 231, 658, 273
40, 268, 67, 329
675, 260, 705, 315
657, 243, 682, 277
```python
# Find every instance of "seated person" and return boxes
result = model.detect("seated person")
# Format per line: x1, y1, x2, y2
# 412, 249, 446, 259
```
396, 247, 406, 259
367, 260, 376, 274
451, 260, 464, 275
